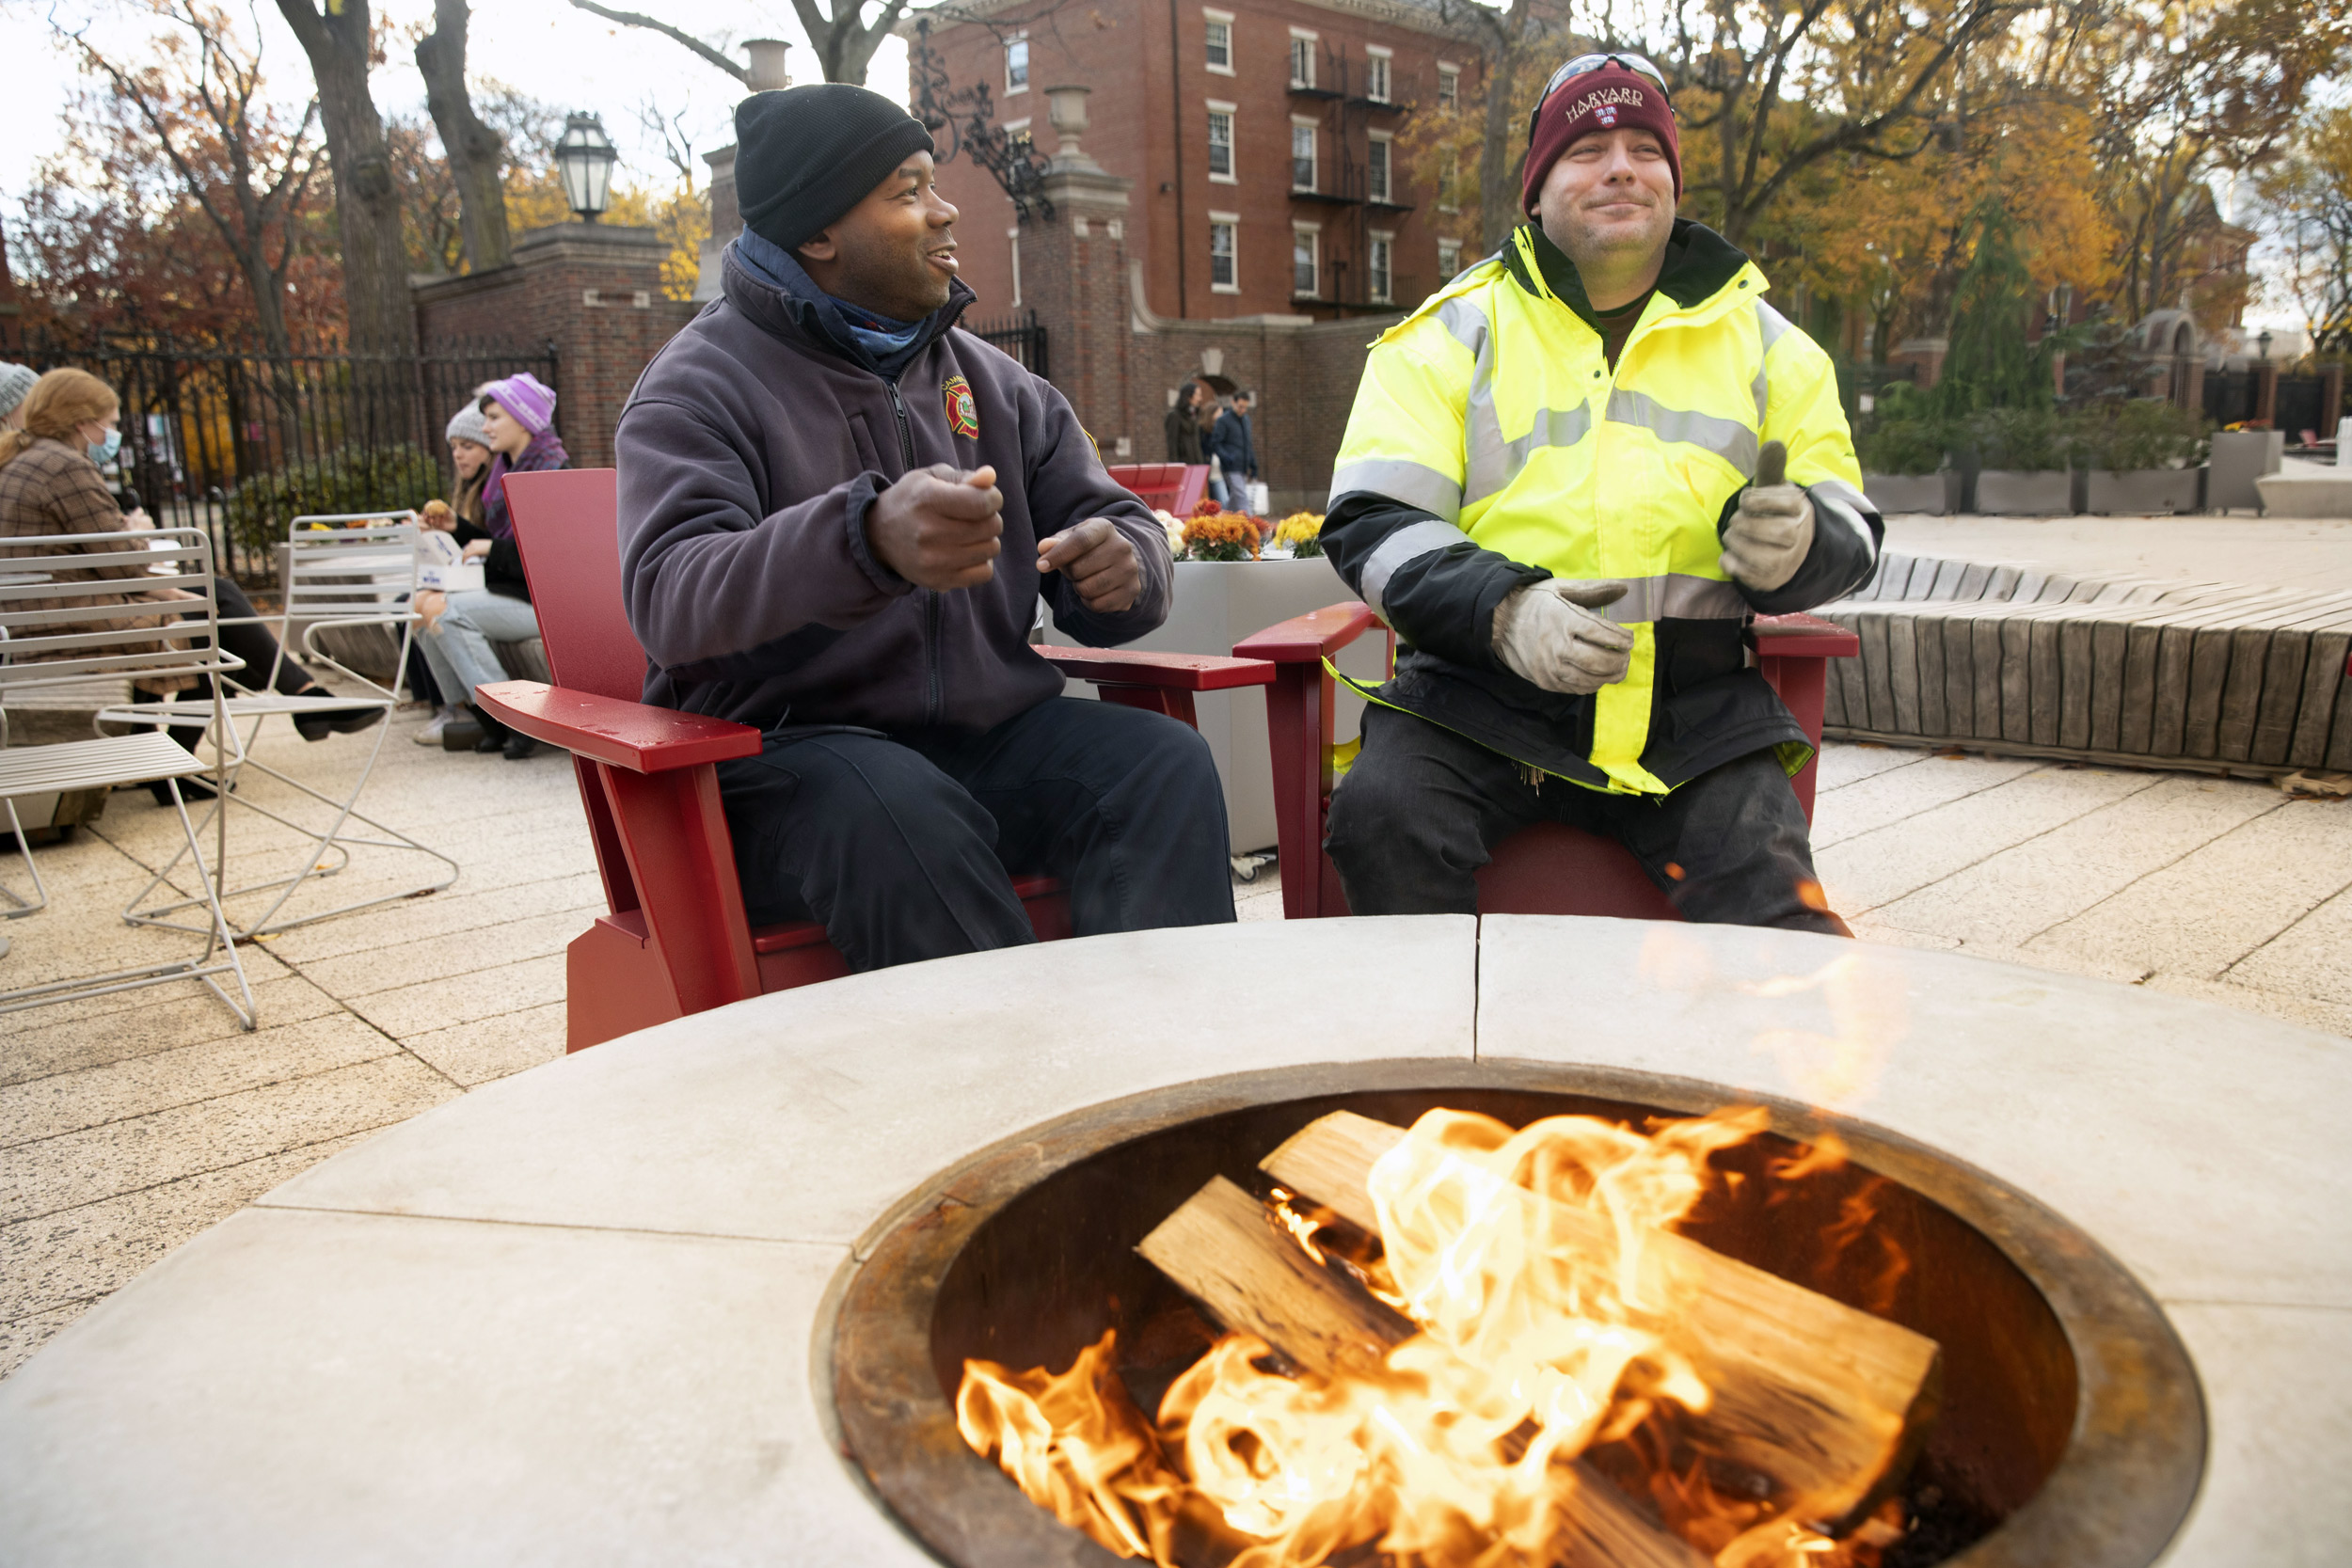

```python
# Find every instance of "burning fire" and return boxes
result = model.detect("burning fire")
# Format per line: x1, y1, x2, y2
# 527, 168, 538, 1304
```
957, 1107, 1918, 1567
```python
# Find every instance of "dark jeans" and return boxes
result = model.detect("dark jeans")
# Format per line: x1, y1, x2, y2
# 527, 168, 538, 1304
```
715, 696, 1235, 973
1326, 704, 1845, 933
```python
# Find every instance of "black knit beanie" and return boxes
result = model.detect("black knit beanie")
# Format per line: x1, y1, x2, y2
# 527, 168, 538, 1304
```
735, 86, 937, 254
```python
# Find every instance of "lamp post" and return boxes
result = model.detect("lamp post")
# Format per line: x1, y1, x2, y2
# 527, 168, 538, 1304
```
2256, 329, 2273, 363
555, 113, 618, 224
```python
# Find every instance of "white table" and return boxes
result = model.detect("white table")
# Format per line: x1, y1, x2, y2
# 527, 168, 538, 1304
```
1, 917, 2345, 1565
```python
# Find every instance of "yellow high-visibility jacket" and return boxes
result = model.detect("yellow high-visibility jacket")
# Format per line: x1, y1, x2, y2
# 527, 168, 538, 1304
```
1325, 221, 1880, 795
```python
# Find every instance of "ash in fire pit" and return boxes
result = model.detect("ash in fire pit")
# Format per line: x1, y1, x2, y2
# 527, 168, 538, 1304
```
830, 1067, 2201, 1568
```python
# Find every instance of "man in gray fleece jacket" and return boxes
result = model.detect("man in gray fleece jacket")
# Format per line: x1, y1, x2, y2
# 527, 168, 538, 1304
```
615, 85, 1232, 973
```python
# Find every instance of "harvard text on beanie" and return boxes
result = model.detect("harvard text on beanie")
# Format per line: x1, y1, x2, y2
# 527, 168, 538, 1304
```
1520, 61, 1684, 214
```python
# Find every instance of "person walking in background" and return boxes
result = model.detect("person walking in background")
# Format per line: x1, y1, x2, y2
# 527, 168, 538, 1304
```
1209, 389, 1258, 510
0, 363, 34, 431
1163, 383, 1204, 465
414, 372, 566, 759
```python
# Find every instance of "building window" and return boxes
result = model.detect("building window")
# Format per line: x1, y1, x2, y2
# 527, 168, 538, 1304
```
1437, 62, 1459, 111
1367, 134, 1391, 204
1209, 215, 1240, 293
1207, 103, 1235, 181
1438, 148, 1460, 213
1009, 227, 1024, 307
1203, 8, 1232, 72
1365, 46, 1391, 103
1289, 30, 1316, 88
1438, 238, 1461, 278
1293, 224, 1320, 297
1006, 32, 1028, 93
1003, 118, 1031, 150
1291, 120, 1317, 191
1368, 231, 1393, 304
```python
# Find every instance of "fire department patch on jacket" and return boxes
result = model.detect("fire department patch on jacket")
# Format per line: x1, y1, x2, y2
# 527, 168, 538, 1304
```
944, 375, 979, 438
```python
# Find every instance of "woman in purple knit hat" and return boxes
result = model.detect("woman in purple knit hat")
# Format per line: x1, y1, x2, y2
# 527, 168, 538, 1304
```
415, 371, 568, 758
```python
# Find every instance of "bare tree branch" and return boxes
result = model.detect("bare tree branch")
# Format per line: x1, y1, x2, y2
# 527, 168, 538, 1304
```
565, 0, 753, 85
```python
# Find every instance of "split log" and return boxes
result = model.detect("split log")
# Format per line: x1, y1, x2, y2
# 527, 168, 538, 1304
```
1137, 1175, 1706, 1568
1262, 1111, 1943, 1530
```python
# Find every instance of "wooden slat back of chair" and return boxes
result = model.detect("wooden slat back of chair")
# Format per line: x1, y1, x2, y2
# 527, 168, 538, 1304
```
501, 469, 648, 702
0, 530, 235, 695
283, 515, 420, 622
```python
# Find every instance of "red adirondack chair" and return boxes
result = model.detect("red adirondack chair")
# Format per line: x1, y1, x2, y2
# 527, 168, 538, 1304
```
1106, 463, 1210, 516
1232, 603, 1860, 921
472, 468, 1275, 1051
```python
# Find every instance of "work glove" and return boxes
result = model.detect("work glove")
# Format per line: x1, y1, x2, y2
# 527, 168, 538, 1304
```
1490, 578, 1636, 695
1721, 440, 1815, 593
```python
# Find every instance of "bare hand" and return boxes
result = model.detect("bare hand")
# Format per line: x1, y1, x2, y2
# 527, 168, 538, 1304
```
122, 507, 155, 532
866, 465, 1004, 591
414, 590, 448, 630
460, 539, 491, 562
1036, 517, 1143, 614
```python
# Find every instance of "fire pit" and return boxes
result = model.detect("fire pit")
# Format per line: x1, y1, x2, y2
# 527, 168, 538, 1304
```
1, 917, 2341, 1568
833, 1063, 2199, 1568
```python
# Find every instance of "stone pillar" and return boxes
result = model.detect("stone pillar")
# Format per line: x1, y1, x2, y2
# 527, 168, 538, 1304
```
694, 145, 740, 303
414, 222, 697, 468
1023, 87, 1138, 456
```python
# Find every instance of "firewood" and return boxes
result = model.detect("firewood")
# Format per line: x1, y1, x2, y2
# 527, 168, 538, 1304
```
1262, 1112, 1943, 1529
1136, 1176, 1707, 1568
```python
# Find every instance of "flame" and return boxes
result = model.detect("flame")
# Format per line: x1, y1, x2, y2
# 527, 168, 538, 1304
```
957, 1107, 1913, 1567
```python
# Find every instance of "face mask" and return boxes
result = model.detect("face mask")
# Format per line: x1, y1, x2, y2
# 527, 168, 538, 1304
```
88, 429, 121, 465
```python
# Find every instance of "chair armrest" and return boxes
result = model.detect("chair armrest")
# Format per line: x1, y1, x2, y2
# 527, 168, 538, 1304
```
1039, 644, 1276, 689
473, 681, 763, 773
1233, 601, 1380, 663
1754, 612, 1861, 659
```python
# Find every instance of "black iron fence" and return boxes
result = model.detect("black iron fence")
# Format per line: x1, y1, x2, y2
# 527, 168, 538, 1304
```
970, 311, 1048, 381
2203, 370, 2327, 436
24, 338, 558, 580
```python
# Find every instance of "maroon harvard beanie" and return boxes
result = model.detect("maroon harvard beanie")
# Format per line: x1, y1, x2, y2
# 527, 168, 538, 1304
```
1520, 60, 1681, 215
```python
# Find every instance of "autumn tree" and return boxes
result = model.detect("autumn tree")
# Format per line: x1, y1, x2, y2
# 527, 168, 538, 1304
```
273, 0, 415, 355
2260, 105, 2352, 356
26, 2, 339, 352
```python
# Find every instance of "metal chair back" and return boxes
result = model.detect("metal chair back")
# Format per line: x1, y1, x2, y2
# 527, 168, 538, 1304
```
269, 513, 421, 695
0, 529, 235, 701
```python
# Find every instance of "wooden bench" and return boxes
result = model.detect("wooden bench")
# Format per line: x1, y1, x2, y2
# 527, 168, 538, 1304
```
1816, 552, 2352, 776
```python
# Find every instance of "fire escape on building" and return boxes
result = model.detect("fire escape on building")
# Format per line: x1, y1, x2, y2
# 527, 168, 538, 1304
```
1287, 43, 1418, 317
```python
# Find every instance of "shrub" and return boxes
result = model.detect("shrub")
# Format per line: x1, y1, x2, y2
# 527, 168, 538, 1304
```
1966, 406, 2074, 471
223, 442, 440, 553
2071, 401, 2210, 472
1856, 417, 1952, 477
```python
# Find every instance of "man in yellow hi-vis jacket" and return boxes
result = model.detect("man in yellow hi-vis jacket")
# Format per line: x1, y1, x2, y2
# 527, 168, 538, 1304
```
1321, 53, 1878, 929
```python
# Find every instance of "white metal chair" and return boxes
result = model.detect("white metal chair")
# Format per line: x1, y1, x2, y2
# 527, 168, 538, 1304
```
0, 529, 255, 1026
98, 512, 458, 939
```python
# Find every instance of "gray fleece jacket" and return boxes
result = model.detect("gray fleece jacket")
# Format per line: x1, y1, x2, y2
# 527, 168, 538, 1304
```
613, 244, 1172, 734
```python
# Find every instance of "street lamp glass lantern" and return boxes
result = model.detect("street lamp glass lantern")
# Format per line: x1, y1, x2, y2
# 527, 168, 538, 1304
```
556, 113, 619, 223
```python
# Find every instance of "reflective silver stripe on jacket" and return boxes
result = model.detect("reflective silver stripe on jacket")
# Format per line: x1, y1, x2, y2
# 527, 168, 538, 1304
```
1467, 404, 1594, 508
1555, 574, 1751, 625
1753, 301, 1792, 423
1329, 459, 1464, 521
1808, 477, 1877, 561
1604, 388, 1760, 474
1360, 517, 1474, 616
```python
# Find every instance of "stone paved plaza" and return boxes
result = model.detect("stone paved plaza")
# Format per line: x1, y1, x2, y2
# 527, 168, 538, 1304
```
4, 514, 2350, 1377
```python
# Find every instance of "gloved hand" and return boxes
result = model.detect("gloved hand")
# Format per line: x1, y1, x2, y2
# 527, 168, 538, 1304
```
1721, 440, 1815, 593
1490, 578, 1636, 695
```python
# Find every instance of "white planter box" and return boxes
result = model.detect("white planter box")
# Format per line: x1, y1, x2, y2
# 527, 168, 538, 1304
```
2210, 430, 2285, 513
1973, 469, 2075, 515
1052, 557, 1385, 855
1863, 471, 1960, 515
2085, 468, 2202, 515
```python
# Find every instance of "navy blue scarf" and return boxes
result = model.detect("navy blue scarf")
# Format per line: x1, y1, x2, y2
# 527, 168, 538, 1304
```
733, 229, 930, 380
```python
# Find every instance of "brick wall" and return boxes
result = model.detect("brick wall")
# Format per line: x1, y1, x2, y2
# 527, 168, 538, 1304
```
412, 223, 698, 468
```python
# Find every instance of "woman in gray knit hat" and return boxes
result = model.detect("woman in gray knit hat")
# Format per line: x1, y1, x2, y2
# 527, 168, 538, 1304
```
0, 363, 37, 430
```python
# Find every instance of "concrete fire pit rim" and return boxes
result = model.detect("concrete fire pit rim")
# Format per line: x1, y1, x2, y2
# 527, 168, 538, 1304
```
823, 1056, 2205, 1568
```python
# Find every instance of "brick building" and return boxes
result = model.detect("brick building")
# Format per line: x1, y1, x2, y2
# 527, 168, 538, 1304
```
920, 0, 1469, 327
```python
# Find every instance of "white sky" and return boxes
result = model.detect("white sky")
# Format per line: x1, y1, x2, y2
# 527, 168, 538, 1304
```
0, 0, 910, 204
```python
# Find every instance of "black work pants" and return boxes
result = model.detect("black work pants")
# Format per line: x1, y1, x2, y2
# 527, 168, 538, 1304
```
1325, 705, 1845, 933
714, 696, 1235, 974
